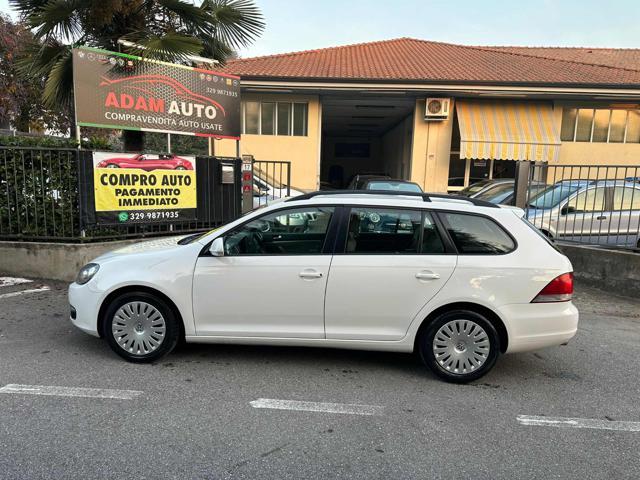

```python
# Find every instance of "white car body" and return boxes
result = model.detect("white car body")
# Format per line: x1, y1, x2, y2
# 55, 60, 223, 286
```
69, 193, 578, 380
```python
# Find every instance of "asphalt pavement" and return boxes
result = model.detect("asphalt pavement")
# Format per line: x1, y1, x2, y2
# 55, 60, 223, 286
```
0, 277, 639, 479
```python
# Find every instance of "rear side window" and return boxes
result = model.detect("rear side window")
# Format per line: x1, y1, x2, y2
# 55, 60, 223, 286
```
441, 212, 515, 254
345, 208, 444, 254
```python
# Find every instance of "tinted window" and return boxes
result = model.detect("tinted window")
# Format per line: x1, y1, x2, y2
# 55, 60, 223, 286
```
566, 188, 605, 213
442, 213, 515, 254
225, 207, 334, 255
346, 208, 444, 254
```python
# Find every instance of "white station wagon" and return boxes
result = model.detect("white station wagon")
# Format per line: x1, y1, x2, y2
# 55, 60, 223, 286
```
69, 191, 579, 383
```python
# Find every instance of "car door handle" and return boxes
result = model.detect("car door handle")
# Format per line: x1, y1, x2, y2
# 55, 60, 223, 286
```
596, 215, 607, 220
415, 271, 440, 280
299, 270, 323, 279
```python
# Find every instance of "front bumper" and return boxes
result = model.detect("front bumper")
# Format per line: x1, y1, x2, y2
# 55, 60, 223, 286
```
500, 301, 579, 353
68, 282, 102, 337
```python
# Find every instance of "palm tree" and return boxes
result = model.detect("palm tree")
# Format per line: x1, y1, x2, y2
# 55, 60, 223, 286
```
11, 0, 264, 149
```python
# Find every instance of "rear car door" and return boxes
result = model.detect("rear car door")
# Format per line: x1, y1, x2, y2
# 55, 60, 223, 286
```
324, 206, 456, 341
607, 186, 640, 246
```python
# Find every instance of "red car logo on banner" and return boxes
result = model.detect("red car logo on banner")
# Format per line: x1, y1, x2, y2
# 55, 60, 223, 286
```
96, 154, 194, 171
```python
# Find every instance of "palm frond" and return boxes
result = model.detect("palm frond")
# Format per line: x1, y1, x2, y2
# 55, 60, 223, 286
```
27, 0, 82, 41
123, 32, 204, 63
42, 49, 73, 109
201, 0, 264, 49
155, 0, 210, 32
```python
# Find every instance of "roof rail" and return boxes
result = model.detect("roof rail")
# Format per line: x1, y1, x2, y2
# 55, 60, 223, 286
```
285, 190, 499, 208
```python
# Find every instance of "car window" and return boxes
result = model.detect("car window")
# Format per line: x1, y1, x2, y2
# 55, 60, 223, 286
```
345, 208, 444, 254
366, 181, 423, 193
459, 180, 492, 196
224, 207, 334, 255
612, 187, 640, 210
566, 188, 605, 213
441, 212, 515, 254
475, 183, 513, 201
529, 183, 584, 209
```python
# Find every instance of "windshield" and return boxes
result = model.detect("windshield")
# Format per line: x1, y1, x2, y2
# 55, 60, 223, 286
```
475, 183, 514, 203
366, 181, 423, 192
459, 180, 492, 196
528, 183, 584, 209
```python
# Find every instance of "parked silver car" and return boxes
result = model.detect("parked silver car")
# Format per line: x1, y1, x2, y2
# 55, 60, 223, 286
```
527, 180, 640, 247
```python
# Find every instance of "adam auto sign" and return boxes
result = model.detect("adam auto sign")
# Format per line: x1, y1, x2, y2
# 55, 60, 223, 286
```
72, 47, 240, 139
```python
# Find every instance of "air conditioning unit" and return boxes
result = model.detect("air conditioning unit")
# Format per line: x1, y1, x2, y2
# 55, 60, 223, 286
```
424, 98, 451, 120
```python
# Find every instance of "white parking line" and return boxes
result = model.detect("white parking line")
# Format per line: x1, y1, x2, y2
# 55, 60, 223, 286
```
0, 384, 143, 400
0, 277, 32, 287
0, 286, 50, 300
250, 398, 383, 416
517, 415, 640, 432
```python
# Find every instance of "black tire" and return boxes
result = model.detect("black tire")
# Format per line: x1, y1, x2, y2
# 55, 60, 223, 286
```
106, 164, 119, 168
418, 310, 500, 384
102, 292, 180, 363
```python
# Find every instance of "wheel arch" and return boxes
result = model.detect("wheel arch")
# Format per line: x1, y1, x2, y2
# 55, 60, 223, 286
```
413, 302, 509, 354
97, 285, 185, 340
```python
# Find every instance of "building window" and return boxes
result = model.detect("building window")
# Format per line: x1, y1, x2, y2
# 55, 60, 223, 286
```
561, 107, 640, 143
242, 101, 308, 136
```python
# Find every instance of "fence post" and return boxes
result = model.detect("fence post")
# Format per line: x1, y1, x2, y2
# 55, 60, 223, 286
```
241, 155, 254, 214
513, 161, 533, 209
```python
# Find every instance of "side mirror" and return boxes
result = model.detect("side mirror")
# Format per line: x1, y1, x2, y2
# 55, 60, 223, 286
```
561, 205, 576, 215
209, 237, 225, 257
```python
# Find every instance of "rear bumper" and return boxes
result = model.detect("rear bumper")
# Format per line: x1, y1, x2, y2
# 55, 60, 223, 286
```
499, 302, 579, 353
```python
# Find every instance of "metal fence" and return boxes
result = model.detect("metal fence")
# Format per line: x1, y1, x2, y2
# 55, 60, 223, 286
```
0, 146, 242, 242
252, 160, 292, 208
525, 163, 640, 250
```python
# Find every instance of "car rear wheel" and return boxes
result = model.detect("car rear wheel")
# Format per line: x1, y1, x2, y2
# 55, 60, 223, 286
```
175, 166, 186, 170
103, 292, 180, 363
106, 164, 119, 168
418, 310, 500, 383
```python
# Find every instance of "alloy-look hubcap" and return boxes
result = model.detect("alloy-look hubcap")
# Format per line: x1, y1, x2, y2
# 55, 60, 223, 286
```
432, 319, 490, 375
112, 301, 166, 355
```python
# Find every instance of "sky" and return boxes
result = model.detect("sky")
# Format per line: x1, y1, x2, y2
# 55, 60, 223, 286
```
2, 0, 639, 58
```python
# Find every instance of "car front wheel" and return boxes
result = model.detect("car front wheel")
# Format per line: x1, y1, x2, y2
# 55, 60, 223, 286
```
103, 292, 180, 363
418, 310, 500, 383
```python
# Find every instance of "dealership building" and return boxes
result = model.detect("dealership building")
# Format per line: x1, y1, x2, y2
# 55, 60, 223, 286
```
214, 38, 640, 192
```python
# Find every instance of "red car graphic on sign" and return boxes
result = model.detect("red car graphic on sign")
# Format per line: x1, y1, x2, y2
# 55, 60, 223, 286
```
96, 154, 193, 171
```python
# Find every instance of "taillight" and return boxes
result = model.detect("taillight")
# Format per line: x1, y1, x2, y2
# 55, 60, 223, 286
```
531, 273, 574, 303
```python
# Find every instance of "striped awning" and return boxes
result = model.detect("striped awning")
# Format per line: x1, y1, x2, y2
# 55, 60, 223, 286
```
456, 101, 560, 162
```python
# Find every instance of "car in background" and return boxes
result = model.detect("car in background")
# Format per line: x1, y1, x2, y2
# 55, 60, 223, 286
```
96, 153, 193, 171
471, 179, 548, 206
457, 179, 495, 197
357, 178, 423, 193
347, 174, 391, 190
527, 180, 640, 247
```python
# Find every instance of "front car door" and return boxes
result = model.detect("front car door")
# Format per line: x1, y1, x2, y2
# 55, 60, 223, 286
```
192, 206, 337, 338
324, 206, 456, 341
557, 186, 608, 242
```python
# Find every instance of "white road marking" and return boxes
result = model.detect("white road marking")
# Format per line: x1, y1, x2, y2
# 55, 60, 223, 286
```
0, 286, 50, 300
0, 277, 32, 287
517, 415, 640, 432
250, 398, 383, 416
0, 384, 143, 400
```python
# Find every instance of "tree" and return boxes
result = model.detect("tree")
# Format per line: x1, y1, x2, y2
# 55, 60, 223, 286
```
0, 14, 71, 133
11, 0, 264, 148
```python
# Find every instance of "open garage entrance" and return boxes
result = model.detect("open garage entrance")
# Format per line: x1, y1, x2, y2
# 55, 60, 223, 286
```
320, 96, 415, 189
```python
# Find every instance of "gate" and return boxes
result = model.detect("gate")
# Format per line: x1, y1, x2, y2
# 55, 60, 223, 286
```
252, 160, 292, 208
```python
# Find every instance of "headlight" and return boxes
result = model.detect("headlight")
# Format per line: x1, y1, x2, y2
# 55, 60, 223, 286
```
76, 263, 100, 285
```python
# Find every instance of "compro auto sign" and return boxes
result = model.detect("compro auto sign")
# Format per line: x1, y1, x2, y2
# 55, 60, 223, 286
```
72, 47, 240, 139
93, 152, 197, 224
